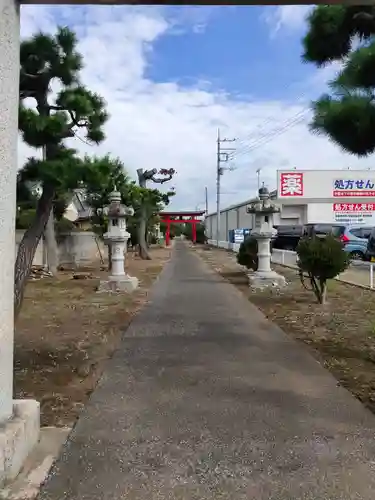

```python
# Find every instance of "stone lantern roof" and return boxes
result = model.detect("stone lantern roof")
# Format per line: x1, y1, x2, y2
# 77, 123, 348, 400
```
107, 188, 128, 218
258, 184, 269, 199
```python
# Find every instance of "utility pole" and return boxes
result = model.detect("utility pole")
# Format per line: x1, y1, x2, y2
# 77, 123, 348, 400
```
216, 128, 236, 246
205, 186, 208, 215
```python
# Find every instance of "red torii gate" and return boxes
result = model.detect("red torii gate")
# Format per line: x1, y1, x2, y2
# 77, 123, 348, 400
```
159, 210, 205, 246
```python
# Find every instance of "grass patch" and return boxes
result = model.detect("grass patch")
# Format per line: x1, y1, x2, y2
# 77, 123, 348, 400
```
194, 245, 375, 415
15, 247, 171, 427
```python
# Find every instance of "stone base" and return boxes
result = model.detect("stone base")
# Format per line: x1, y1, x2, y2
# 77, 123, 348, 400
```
0, 400, 40, 488
0, 426, 71, 500
97, 275, 139, 293
248, 270, 287, 290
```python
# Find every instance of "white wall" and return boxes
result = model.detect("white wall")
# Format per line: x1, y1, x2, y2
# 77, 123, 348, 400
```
227, 208, 237, 233
238, 205, 253, 229
64, 201, 79, 222
15, 230, 45, 266
14, 230, 106, 268
205, 197, 310, 239
278, 204, 306, 224
205, 206, 250, 241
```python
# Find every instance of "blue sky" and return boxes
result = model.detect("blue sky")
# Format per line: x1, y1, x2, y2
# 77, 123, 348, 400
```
20, 5, 373, 212
148, 6, 313, 101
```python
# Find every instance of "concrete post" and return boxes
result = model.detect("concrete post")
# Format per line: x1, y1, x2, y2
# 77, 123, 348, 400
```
110, 238, 126, 278
257, 237, 272, 273
0, 0, 40, 486
0, 0, 20, 424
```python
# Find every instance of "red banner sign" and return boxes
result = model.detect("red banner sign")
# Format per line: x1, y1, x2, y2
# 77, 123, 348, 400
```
333, 203, 375, 212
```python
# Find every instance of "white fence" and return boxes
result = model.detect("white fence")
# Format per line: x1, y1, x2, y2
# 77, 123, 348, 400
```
207, 239, 375, 289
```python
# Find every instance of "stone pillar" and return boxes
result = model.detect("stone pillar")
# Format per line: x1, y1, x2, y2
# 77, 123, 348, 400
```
155, 223, 160, 239
0, 0, 20, 424
257, 237, 272, 273
110, 239, 126, 278
0, 0, 40, 486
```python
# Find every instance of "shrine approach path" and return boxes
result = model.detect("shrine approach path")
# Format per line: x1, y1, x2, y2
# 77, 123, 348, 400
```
39, 241, 375, 500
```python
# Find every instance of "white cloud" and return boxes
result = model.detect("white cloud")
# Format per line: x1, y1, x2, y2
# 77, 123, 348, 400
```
19, 5, 375, 214
263, 6, 312, 37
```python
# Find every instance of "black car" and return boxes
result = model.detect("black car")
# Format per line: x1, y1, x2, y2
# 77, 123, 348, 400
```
273, 225, 304, 251
303, 223, 346, 240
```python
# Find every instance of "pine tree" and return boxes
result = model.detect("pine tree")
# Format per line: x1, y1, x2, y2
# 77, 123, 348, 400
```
16, 27, 108, 316
303, 6, 375, 155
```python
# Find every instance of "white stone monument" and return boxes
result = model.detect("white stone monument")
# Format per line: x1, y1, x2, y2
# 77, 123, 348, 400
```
246, 185, 286, 289
98, 188, 138, 293
155, 222, 164, 245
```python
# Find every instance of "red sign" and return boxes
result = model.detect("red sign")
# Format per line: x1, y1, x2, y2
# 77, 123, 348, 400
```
333, 203, 375, 212
280, 172, 303, 197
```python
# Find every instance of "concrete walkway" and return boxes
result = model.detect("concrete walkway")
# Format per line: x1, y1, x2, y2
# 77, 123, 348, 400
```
39, 242, 375, 500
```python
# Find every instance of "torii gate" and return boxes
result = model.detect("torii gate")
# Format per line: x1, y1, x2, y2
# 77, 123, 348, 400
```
0, 0, 313, 486
159, 210, 205, 246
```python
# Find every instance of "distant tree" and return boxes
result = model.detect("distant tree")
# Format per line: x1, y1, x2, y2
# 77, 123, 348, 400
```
160, 221, 184, 239
15, 27, 108, 316
303, 6, 375, 155
82, 155, 131, 236
183, 222, 206, 244
136, 168, 175, 259
297, 235, 350, 304
82, 158, 174, 266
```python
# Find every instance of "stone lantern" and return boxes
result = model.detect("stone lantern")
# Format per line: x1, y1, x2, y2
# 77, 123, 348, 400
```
246, 185, 286, 289
98, 188, 138, 293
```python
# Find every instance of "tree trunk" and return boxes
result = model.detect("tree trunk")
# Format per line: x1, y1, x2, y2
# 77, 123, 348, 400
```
14, 185, 55, 319
108, 244, 112, 271
138, 207, 151, 260
137, 169, 151, 260
44, 208, 59, 275
319, 279, 327, 305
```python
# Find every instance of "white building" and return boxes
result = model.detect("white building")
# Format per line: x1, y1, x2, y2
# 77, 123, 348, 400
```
206, 170, 375, 242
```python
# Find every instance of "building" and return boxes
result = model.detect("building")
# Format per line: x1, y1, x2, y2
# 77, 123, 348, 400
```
64, 189, 93, 230
206, 170, 375, 242
205, 189, 305, 241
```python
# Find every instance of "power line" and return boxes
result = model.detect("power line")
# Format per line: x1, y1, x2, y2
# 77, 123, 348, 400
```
233, 110, 309, 161
225, 82, 313, 163
212, 110, 310, 208
225, 112, 309, 177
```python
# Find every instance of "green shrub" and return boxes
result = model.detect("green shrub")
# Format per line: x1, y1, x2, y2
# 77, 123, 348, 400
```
296, 235, 350, 304
183, 223, 206, 244
16, 208, 36, 230
237, 236, 258, 271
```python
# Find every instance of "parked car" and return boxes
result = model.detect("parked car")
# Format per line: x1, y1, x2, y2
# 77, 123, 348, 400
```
303, 224, 373, 260
303, 223, 345, 239
273, 225, 304, 251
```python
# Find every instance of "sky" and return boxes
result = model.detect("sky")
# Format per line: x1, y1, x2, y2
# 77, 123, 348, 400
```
19, 5, 375, 214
